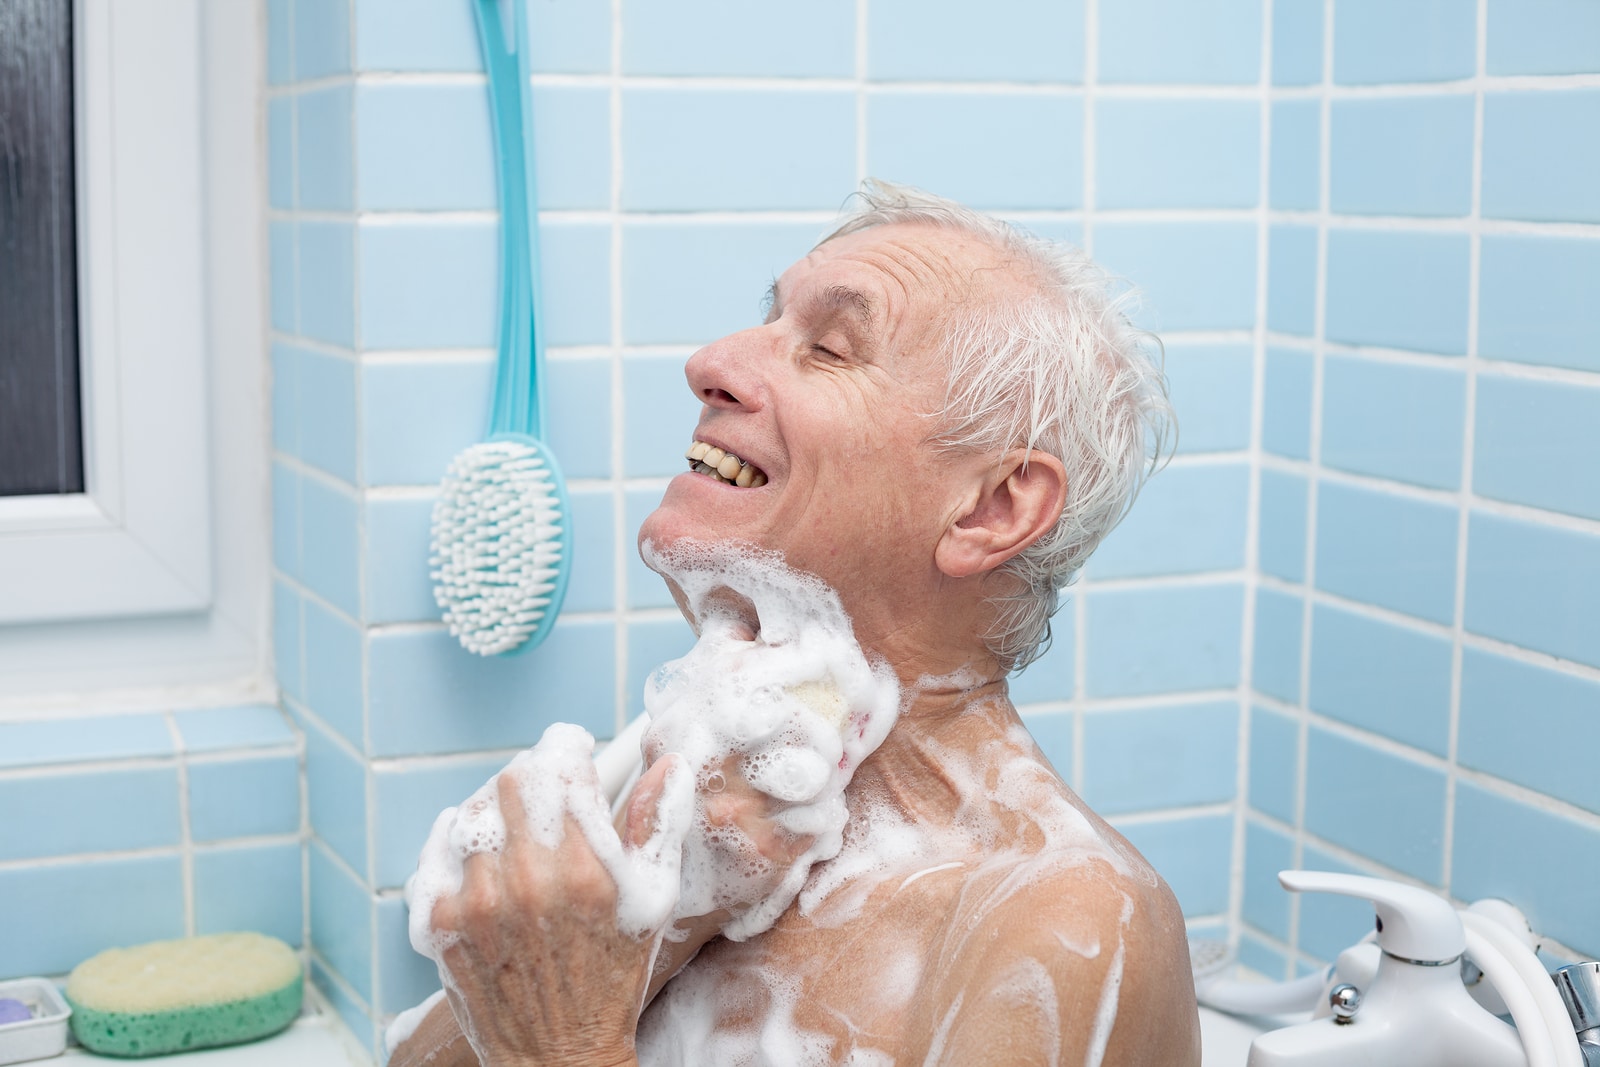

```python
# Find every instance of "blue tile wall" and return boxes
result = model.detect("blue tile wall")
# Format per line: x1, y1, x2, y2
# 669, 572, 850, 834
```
298, 221, 357, 348
1482, 91, 1600, 223
1093, 223, 1258, 332
311, 843, 376, 1004
1163, 343, 1254, 454
1324, 229, 1470, 354
1248, 706, 1299, 825
1304, 727, 1447, 884
194, 843, 304, 946
1243, 821, 1295, 940
1478, 236, 1600, 373
1117, 814, 1234, 917
354, 84, 494, 211
292, 0, 351, 82
1268, 225, 1317, 336
1272, 0, 1325, 85
1096, 100, 1259, 209
1258, 469, 1310, 583
1296, 845, 1380, 962
268, 97, 293, 209
1269, 99, 1321, 212
1473, 374, 1600, 520
869, 0, 1085, 82
359, 222, 496, 350
302, 713, 370, 876
188, 756, 301, 841
1084, 583, 1244, 698
1487, 0, 1600, 75
1253, 587, 1303, 705
623, 0, 853, 78
0, 857, 185, 977
1329, 96, 1474, 217
377, 895, 439, 1015
1464, 512, 1600, 669
1261, 348, 1314, 461
1082, 702, 1238, 815
1319, 355, 1466, 490
0, 714, 172, 770
373, 756, 507, 889
297, 86, 354, 212
1306, 604, 1453, 755
1098, 0, 1262, 84
0, 768, 180, 861
175, 706, 296, 754
1332, 0, 1477, 84
1009, 598, 1076, 705
1090, 463, 1250, 579
1314, 481, 1458, 624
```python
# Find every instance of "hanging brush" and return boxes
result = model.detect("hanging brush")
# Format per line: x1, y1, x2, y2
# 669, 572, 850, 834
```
430, 0, 572, 656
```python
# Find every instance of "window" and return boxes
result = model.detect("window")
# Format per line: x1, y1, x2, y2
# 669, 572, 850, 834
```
0, 0, 269, 705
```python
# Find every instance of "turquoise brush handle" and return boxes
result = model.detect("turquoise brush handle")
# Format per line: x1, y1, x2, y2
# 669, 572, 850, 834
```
474, 0, 548, 442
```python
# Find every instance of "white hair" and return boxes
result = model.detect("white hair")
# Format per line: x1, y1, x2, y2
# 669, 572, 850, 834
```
821, 180, 1176, 672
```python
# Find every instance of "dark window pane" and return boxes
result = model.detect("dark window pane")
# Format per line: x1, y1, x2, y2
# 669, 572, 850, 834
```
1, 0, 83, 496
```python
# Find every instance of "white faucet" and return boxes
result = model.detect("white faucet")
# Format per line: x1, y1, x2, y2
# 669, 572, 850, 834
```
1245, 871, 1552, 1067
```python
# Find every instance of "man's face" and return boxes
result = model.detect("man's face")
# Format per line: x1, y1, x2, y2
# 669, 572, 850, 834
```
639, 222, 1019, 641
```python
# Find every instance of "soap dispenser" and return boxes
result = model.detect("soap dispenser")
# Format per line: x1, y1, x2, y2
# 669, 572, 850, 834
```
1247, 871, 1527, 1067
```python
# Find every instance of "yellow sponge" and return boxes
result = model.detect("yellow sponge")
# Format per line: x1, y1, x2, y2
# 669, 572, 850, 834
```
65, 932, 302, 1058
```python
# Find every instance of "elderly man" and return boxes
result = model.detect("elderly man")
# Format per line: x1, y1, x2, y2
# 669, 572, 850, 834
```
390, 182, 1200, 1066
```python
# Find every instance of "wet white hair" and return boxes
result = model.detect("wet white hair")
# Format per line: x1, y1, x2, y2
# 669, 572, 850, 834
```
821, 180, 1176, 672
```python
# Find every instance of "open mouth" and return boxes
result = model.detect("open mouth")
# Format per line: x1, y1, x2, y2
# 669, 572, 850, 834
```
685, 440, 768, 488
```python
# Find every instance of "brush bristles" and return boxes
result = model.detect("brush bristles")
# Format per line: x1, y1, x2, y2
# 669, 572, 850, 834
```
431, 440, 565, 656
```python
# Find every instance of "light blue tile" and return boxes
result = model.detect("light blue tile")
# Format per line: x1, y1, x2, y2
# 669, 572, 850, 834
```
624, 90, 854, 212
1296, 845, 1378, 962
302, 716, 368, 875
194, 843, 303, 945
300, 477, 361, 617
373, 756, 506, 889
564, 488, 616, 614
354, 0, 478, 71
1259, 468, 1309, 584
273, 462, 302, 579
0, 767, 180, 861
1096, 99, 1259, 209
1116, 814, 1233, 917
304, 598, 364, 747
1082, 701, 1237, 815
1269, 99, 1321, 211
1253, 588, 1303, 704
268, 0, 293, 84
1314, 481, 1458, 624
1084, 583, 1244, 697
1008, 218, 1086, 248
622, 223, 818, 345
1244, 821, 1295, 940
297, 86, 354, 212
359, 220, 495, 350
0, 857, 184, 977
355, 83, 492, 211
1330, 96, 1475, 216
377, 895, 440, 1014
625, 617, 698, 719
525, 0, 612, 73
274, 581, 305, 701
1454, 782, 1600, 959
1487, 0, 1600, 74
624, 0, 852, 77
1459, 647, 1600, 814
1262, 348, 1314, 461
361, 358, 491, 486
293, 0, 352, 81
368, 620, 616, 756
1325, 229, 1470, 355
312, 959, 378, 1059
620, 356, 697, 476
1093, 222, 1258, 332
1320, 355, 1466, 490
1099, 0, 1262, 84
1465, 512, 1600, 669
544, 357, 613, 477
1249, 705, 1299, 824
1239, 933, 1291, 980
867, 92, 1084, 210
299, 221, 356, 348
1474, 373, 1600, 520
0, 713, 172, 771
626, 488, 677, 610
364, 495, 437, 625
1009, 598, 1076, 704
1483, 91, 1600, 223
1273, 0, 1325, 85
310, 842, 374, 1003
1307, 603, 1453, 755
269, 97, 294, 209
1090, 463, 1250, 578
176, 705, 296, 754
1164, 342, 1253, 455
298, 352, 358, 482
869, 0, 1084, 82
1332, 0, 1476, 84
189, 756, 301, 842
1479, 235, 1600, 373
540, 222, 612, 347
272, 343, 302, 456
1019, 709, 1074, 787
1304, 727, 1446, 883
1268, 225, 1317, 336
270, 221, 297, 334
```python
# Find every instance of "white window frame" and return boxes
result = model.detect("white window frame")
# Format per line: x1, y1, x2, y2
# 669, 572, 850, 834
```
0, 0, 270, 706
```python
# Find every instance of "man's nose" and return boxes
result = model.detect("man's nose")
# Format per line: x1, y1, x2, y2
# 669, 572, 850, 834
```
684, 329, 767, 411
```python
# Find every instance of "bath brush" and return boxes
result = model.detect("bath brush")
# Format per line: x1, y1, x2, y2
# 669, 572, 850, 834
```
64, 932, 302, 1057
430, 0, 572, 656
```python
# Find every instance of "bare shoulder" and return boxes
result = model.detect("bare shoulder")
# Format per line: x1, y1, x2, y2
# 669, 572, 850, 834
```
908, 854, 1201, 1067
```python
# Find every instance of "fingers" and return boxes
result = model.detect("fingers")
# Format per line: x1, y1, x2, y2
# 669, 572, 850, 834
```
622, 755, 676, 849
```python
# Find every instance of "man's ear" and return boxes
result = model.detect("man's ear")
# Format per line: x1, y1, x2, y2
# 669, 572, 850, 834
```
935, 449, 1067, 579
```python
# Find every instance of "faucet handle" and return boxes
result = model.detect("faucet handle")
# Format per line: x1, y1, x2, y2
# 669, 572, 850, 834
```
1278, 870, 1465, 964
1557, 962, 1600, 1034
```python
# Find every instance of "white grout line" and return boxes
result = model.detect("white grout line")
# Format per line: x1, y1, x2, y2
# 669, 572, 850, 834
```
610, 0, 629, 737
164, 713, 196, 937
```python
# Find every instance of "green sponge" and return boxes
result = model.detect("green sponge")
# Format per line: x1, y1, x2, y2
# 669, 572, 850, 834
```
65, 932, 303, 1058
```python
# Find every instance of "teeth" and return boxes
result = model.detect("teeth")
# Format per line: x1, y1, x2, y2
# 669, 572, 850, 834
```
685, 440, 768, 487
